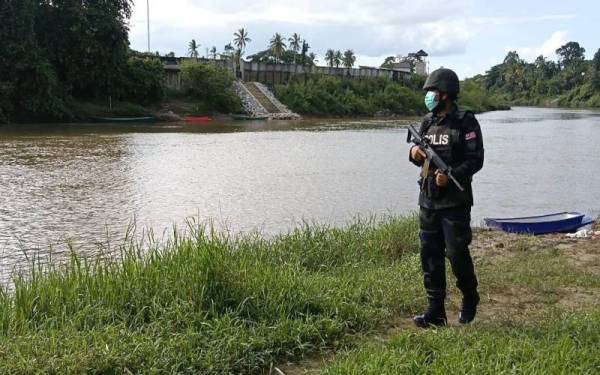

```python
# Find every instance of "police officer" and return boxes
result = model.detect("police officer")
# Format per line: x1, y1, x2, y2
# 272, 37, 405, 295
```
409, 68, 484, 327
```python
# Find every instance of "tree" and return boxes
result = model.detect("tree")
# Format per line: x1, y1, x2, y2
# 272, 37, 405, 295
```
333, 50, 342, 68
308, 52, 317, 67
181, 62, 241, 112
556, 41, 586, 68
223, 43, 235, 60
534, 55, 558, 80
381, 56, 396, 68
325, 49, 335, 67
210, 46, 217, 60
269, 33, 286, 63
593, 48, 600, 72
342, 49, 356, 68
233, 28, 251, 53
0, 0, 68, 121
123, 57, 164, 104
484, 64, 503, 89
300, 40, 310, 66
591, 48, 600, 90
503, 50, 523, 65
35, 0, 134, 99
188, 39, 200, 60
288, 33, 302, 63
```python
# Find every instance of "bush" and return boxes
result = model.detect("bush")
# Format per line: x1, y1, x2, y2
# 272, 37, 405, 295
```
275, 75, 427, 116
121, 57, 165, 105
181, 62, 241, 113
460, 78, 509, 112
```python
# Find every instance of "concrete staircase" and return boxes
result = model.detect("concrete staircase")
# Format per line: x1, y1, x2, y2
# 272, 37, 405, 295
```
245, 82, 280, 113
233, 81, 301, 120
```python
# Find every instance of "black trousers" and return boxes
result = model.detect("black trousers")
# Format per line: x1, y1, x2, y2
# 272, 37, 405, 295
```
419, 206, 478, 301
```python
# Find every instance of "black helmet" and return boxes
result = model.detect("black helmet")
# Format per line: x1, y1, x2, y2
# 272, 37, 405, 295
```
423, 68, 460, 94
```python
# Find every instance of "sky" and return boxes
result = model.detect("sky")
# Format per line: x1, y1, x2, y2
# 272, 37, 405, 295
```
128, 0, 600, 79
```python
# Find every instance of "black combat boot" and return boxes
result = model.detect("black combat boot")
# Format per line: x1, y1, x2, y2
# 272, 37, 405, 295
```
458, 291, 480, 324
414, 299, 447, 328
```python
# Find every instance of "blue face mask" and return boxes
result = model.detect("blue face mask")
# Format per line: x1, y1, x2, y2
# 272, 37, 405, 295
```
424, 91, 439, 112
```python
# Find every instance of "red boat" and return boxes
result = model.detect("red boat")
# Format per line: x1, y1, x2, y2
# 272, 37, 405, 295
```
185, 116, 212, 124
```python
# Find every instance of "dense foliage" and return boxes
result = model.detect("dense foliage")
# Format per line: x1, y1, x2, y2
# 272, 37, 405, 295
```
0, 0, 69, 122
0, 0, 164, 123
275, 76, 425, 116
180, 62, 242, 113
274, 74, 503, 116
473, 41, 600, 108
122, 57, 165, 105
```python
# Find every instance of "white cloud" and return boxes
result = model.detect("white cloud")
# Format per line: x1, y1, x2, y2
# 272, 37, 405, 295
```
472, 14, 575, 26
129, 0, 577, 73
130, 0, 473, 57
506, 31, 569, 62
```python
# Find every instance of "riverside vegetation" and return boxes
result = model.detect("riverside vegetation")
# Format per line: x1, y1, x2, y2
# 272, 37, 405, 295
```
466, 42, 600, 108
274, 75, 508, 117
0, 217, 599, 373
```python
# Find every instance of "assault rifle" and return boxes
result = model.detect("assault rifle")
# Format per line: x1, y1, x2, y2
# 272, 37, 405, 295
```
407, 124, 465, 191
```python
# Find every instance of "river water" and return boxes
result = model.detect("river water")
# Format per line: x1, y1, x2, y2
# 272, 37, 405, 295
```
1, 107, 599, 282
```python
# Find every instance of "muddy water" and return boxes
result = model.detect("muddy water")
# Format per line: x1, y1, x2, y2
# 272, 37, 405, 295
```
1, 107, 599, 282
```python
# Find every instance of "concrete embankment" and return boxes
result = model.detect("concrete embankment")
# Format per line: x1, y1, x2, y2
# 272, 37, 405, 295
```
234, 80, 301, 120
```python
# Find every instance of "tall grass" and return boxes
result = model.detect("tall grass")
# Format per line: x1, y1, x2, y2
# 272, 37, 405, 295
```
0, 216, 420, 373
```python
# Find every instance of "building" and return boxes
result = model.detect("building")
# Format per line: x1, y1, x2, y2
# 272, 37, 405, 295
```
393, 50, 429, 75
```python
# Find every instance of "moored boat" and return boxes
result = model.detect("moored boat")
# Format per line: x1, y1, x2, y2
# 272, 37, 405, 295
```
230, 114, 270, 120
484, 212, 594, 235
92, 116, 155, 123
185, 116, 212, 123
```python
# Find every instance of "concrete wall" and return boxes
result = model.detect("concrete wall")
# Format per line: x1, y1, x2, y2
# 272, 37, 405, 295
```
163, 60, 411, 89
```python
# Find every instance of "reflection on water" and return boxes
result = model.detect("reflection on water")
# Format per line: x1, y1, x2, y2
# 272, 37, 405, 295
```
1, 107, 599, 283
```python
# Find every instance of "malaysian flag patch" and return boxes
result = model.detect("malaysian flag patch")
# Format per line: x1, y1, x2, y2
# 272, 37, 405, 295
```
465, 131, 477, 141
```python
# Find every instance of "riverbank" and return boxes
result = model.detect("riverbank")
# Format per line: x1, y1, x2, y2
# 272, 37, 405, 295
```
0, 76, 509, 125
1, 216, 598, 373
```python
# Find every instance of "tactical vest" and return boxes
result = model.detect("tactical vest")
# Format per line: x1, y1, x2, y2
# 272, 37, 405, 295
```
419, 110, 474, 209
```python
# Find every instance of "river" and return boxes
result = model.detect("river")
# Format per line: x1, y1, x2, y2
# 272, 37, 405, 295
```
1, 107, 599, 282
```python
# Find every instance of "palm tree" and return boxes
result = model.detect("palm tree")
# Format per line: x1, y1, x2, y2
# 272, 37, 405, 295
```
308, 52, 317, 67
300, 40, 310, 66
333, 50, 342, 68
269, 33, 286, 63
233, 28, 251, 53
288, 33, 302, 63
188, 39, 200, 60
325, 49, 335, 67
342, 49, 356, 68
210, 46, 217, 60
224, 43, 234, 59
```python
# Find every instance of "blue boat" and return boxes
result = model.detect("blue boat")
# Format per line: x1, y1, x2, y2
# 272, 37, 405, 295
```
484, 212, 595, 235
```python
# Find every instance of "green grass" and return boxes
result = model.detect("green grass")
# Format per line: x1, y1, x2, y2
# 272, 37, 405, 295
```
2, 217, 598, 373
320, 310, 600, 374
0, 216, 421, 373
71, 100, 153, 119
315, 230, 600, 375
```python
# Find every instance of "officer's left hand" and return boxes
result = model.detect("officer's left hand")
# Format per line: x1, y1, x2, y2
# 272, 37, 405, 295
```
435, 169, 449, 187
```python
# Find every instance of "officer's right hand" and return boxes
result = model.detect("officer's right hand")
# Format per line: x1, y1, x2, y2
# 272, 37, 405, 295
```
411, 146, 426, 163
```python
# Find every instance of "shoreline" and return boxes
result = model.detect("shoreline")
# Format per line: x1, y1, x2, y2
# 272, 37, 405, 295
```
0, 105, 511, 126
